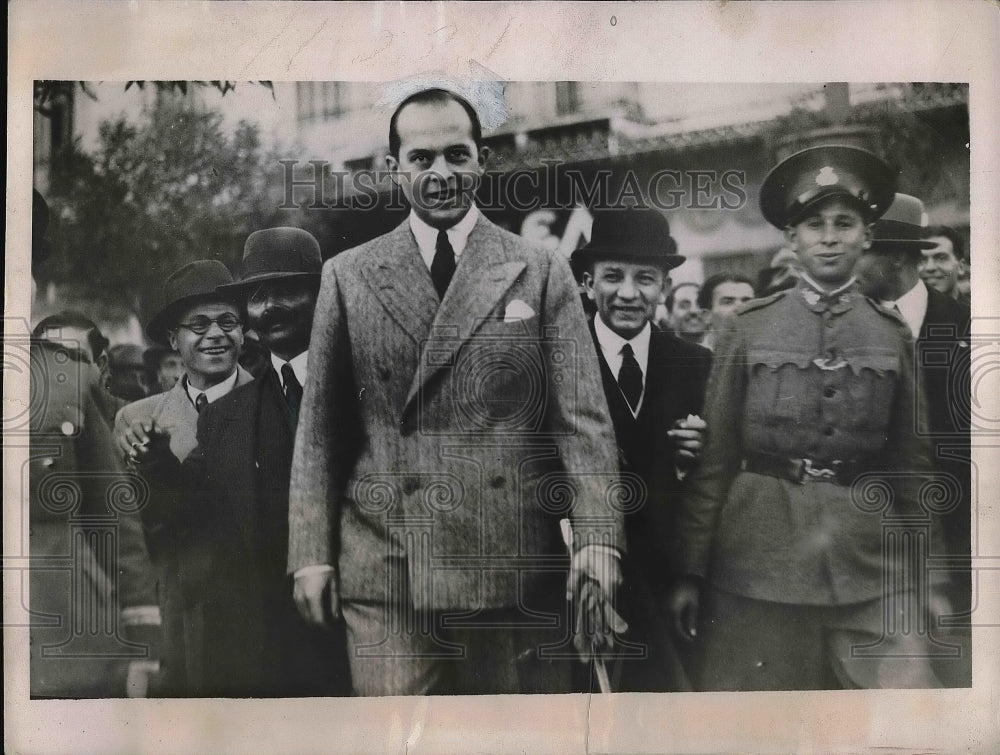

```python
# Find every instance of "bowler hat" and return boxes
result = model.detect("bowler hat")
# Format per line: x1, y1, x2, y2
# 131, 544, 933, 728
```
216, 227, 322, 295
145, 260, 238, 345
760, 145, 897, 229
870, 193, 936, 251
570, 207, 685, 277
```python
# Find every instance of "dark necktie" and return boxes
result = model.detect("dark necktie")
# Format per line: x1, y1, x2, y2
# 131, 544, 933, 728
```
430, 229, 456, 300
195, 392, 208, 414
618, 343, 643, 413
281, 363, 303, 429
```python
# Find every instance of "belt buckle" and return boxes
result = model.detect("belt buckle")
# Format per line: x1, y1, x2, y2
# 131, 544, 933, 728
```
802, 458, 837, 483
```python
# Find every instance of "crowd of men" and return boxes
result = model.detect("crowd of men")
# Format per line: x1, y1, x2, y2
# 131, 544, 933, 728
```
29, 87, 972, 698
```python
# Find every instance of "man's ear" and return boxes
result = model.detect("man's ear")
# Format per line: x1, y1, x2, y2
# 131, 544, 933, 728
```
862, 224, 873, 250
581, 270, 596, 301
660, 274, 673, 306
477, 145, 490, 169
167, 331, 179, 352
783, 226, 797, 247
385, 155, 400, 187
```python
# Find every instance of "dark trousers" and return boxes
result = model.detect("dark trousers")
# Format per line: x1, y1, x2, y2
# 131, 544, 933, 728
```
695, 587, 944, 691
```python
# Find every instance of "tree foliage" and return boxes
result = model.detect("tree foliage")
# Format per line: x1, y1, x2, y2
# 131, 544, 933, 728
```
34, 80, 273, 113
43, 96, 284, 317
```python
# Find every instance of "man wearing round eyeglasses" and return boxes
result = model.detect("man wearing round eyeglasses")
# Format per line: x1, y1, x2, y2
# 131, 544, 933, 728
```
113, 259, 253, 695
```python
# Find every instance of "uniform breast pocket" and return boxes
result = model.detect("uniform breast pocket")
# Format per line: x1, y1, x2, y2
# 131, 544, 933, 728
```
841, 349, 900, 431
744, 348, 814, 426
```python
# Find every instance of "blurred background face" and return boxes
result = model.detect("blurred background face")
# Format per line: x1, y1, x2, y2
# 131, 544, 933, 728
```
386, 99, 486, 230
784, 196, 871, 288
584, 259, 667, 340
167, 301, 243, 390
710, 281, 755, 319
244, 278, 317, 361
156, 353, 186, 392
920, 236, 964, 297
670, 284, 709, 340
854, 249, 898, 301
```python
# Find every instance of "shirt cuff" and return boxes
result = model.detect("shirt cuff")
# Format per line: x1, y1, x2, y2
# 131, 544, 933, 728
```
294, 563, 335, 579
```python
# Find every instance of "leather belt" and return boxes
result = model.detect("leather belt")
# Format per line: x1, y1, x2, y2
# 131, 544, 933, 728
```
740, 451, 870, 486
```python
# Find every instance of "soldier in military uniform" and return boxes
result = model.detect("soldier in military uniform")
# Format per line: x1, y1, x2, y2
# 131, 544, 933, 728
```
669, 146, 948, 690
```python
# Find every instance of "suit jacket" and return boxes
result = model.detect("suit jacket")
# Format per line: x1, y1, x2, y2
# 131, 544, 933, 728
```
115, 367, 254, 465
588, 323, 711, 692
140, 368, 348, 696
288, 215, 623, 612
590, 322, 712, 590
115, 365, 253, 694
918, 285, 972, 563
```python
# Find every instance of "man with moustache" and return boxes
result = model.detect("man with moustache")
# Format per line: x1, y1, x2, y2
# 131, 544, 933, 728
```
671, 146, 947, 690
666, 282, 710, 345
115, 260, 253, 694
120, 229, 347, 696
289, 88, 624, 696
572, 206, 712, 691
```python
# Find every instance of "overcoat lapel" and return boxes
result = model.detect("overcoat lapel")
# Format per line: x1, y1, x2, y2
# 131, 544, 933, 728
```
404, 218, 526, 410
215, 386, 262, 548
359, 221, 439, 347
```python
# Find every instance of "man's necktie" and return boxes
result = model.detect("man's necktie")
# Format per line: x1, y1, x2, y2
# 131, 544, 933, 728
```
618, 343, 643, 413
281, 363, 303, 429
195, 392, 208, 414
431, 229, 456, 300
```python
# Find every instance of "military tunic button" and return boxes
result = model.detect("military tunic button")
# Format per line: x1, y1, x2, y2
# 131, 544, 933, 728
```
490, 475, 505, 489
403, 477, 419, 495
823, 387, 836, 398
823, 426, 835, 437
60, 421, 75, 436
378, 366, 391, 380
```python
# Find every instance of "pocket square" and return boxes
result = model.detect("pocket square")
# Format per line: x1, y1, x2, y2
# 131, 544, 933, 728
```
503, 299, 536, 322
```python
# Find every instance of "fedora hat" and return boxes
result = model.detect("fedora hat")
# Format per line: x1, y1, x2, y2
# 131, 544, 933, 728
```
760, 145, 897, 229
870, 193, 936, 251
216, 227, 322, 295
145, 260, 238, 345
570, 207, 685, 277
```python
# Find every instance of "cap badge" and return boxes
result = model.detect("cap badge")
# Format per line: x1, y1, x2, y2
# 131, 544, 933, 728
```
815, 166, 839, 187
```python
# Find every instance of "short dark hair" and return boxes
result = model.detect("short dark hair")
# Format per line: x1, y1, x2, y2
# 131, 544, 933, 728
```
32, 310, 110, 360
697, 274, 755, 311
388, 88, 483, 159
922, 225, 966, 262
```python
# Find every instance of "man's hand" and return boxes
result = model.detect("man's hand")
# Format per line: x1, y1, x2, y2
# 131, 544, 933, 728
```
566, 545, 627, 661
116, 419, 172, 465
667, 577, 701, 642
928, 589, 954, 631
293, 567, 340, 628
668, 414, 707, 468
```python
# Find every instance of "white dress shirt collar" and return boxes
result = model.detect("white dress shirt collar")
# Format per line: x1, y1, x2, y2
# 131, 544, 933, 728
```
408, 204, 481, 271
593, 314, 651, 416
184, 368, 239, 407
271, 351, 309, 389
883, 279, 928, 339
